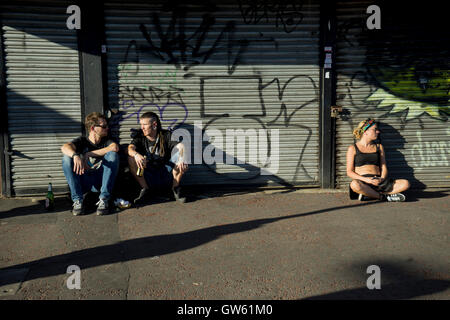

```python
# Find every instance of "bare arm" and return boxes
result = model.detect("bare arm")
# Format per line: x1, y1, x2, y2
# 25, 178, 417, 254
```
61, 142, 78, 158
85, 142, 119, 158
128, 144, 146, 170
378, 144, 388, 180
127, 143, 138, 157
174, 143, 185, 162
173, 142, 188, 173
61, 142, 86, 175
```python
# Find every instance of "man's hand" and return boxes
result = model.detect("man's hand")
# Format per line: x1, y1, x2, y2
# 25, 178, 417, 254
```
73, 155, 85, 175
134, 153, 147, 170
175, 162, 188, 175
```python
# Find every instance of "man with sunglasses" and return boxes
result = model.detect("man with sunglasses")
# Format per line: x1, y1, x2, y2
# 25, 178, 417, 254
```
61, 112, 120, 215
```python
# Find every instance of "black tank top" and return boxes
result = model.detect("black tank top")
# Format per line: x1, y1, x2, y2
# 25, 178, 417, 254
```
354, 143, 380, 167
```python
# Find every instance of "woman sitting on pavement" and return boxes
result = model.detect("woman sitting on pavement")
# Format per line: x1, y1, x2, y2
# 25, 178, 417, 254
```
346, 118, 410, 202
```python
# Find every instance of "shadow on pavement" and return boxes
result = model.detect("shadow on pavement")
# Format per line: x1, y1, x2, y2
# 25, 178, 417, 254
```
303, 279, 449, 300
302, 261, 449, 300
0, 197, 72, 219
405, 189, 450, 202
0, 200, 382, 286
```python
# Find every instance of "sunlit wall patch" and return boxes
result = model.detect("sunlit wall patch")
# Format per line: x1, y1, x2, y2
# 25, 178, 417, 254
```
366, 88, 449, 121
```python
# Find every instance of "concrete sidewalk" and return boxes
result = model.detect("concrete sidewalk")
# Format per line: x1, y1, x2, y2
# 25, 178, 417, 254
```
0, 187, 449, 300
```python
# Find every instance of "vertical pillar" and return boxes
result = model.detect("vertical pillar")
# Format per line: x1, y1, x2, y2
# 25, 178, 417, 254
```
319, 2, 337, 188
77, 1, 105, 135
0, 19, 11, 196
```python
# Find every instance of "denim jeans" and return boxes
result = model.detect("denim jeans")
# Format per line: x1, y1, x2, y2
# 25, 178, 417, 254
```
165, 149, 181, 173
62, 151, 119, 202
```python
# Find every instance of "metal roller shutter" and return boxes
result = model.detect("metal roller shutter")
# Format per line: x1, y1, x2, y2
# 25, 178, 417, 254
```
1, 1, 82, 195
335, 1, 449, 189
104, 0, 321, 187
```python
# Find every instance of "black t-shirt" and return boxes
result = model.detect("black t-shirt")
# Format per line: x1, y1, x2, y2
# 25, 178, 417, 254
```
71, 136, 116, 169
130, 129, 179, 168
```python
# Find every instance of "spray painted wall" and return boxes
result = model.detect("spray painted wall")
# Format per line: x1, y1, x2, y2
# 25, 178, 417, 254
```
335, 1, 449, 188
104, 0, 322, 187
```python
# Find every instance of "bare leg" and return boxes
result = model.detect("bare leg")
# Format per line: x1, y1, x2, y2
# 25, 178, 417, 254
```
128, 156, 149, 189
172, 165, 186, 188
384, 179, 410, 195
171, 145, 187, 189
350, 180, 382, 199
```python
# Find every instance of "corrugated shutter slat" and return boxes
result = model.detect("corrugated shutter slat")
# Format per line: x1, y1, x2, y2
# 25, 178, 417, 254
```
335, 1, 450, 189
104, 0, 321, 187
1, 1, 82, 195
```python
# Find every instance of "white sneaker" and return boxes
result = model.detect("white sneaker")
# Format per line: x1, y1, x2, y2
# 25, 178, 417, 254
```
386, 193, 406, 202
114, 198, 131, 209
72, 200, 84, 216
96, 199, 109, 215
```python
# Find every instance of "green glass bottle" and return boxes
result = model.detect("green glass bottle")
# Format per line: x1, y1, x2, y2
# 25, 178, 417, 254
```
45, 183, 55, 211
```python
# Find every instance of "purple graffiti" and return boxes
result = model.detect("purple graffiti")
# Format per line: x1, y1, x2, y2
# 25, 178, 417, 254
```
119, 100, 188, 130
141, 102, 189, 130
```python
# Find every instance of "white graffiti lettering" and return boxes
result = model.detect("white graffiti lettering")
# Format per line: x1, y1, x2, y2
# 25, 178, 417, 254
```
411, 130, 450, 169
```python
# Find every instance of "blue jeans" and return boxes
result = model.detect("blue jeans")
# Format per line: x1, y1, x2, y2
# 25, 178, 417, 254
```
62, 151, 119, 202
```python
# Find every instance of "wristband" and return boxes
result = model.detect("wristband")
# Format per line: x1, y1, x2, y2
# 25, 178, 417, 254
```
133, 153, 139, 158
72, 153, 80, 158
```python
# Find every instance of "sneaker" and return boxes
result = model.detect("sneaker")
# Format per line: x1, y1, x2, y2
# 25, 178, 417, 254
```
386, 193, 406, 202
172, 186, 186, 203
134, 188, 149, 205
114, 198, 131, 209
96, 199, 109, 215
72, 200, 84, 216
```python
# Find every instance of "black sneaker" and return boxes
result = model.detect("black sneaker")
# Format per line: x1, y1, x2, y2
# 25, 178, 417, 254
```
386, 193, 406, 202
134, 188, 149, 205
96, 199, 109, 216
172, 186, 186, 203
72, 199, 84, 216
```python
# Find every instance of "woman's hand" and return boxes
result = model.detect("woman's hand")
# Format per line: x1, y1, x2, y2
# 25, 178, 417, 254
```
367, 176, 381, 186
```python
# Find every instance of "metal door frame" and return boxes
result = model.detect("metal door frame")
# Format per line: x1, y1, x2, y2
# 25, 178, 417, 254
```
0, 17, 12, 197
